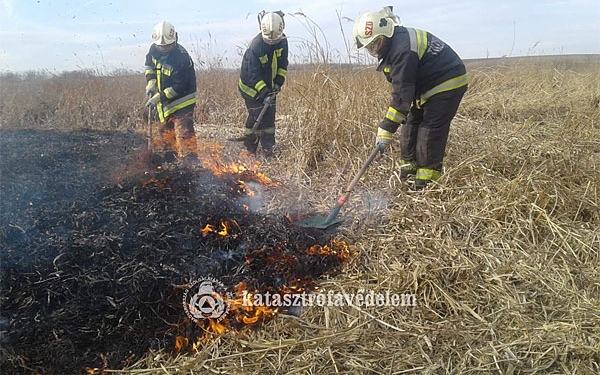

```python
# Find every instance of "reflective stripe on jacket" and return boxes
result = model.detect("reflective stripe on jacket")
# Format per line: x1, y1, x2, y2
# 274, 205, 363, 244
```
144, 44, 197, 122
376, 26, 467, 133
238, 33, 289, 100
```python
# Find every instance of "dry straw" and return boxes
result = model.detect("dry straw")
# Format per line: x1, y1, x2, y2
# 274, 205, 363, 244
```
1, 55, 599, 373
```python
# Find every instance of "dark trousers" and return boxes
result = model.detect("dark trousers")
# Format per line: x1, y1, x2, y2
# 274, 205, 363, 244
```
243, 97, 276, 153
400, 86, 467, 171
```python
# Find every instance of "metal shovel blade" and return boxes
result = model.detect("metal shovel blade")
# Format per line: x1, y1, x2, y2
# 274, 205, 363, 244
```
295, 205, 344, 229
296, 215, 344, 229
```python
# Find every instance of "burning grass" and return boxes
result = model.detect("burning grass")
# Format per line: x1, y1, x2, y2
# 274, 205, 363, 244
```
1, 55, 600, 374
0, 130, 354, 374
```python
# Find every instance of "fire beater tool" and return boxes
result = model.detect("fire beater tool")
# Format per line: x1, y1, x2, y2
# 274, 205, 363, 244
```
297, 146, 380, 229
229, 92, 277, 142
147, 105, 153, 155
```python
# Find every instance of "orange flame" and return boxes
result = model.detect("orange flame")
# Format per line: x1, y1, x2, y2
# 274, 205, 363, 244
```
85, 353, 108, 374
176, 248, 354, 352
185, 318, 231, 351
307, 240, 354, 260
151, 140, 355, 352
196, 142, 277, 186
175, 335, 188, 351
174, 239, 353, 353
227, 282, 277, 326
200, 220, 241, 237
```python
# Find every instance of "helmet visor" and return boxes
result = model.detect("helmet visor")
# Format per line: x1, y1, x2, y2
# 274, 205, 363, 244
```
365, 36, 383, 58
355, 33, 375, 49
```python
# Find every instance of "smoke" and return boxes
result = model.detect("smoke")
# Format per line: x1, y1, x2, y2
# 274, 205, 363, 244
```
239, 181, 268, 213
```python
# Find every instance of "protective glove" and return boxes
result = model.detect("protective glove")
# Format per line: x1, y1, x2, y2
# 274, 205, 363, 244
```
375, 126, 393, 153
263, 95, 275, 105
146, 92, 160, 107
271, 84, 281, 94
145, 79, 157, 96
256, 88, 268, 102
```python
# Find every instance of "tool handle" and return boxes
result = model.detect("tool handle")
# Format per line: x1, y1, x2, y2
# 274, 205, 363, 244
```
336, 146, 380, 206
251, 102, 271, 131
147, 106, 153, 153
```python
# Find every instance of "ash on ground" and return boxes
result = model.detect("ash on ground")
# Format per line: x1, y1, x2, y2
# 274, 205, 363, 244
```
0, 130, 349, 375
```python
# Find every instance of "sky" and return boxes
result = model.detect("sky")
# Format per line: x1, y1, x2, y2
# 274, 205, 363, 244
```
0, 0, 599, 74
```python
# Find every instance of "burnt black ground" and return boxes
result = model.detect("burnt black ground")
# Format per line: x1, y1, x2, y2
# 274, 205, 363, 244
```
0, 129, 345, 375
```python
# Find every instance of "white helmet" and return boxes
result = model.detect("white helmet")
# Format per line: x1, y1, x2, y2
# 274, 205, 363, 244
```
152, 21, 177, 46
260, 12, 285, 45
353, 7, 400, 50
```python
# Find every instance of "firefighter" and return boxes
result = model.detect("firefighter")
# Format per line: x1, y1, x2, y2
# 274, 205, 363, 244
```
145, 21, 199, 164
238, 11, 289, 156
353, 7, 468, 190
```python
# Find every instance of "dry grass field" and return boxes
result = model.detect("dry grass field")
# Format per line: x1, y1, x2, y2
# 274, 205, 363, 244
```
1, 54, 599, 374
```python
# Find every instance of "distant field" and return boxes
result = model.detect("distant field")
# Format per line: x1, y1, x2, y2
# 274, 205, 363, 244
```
464, 53, 600, 69
1, 55, 599, 374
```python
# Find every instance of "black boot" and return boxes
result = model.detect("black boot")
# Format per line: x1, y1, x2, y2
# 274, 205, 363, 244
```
243, 132, 259, 154
413, 179, 430, 190
413, 168, 441, 190
400, 160, 417, 182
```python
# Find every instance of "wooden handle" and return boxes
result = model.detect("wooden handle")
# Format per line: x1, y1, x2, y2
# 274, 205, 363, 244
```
251, 102, 271, 131
147, 107, 153, 153
320, 146, 380, 226
337, 146, 380, 205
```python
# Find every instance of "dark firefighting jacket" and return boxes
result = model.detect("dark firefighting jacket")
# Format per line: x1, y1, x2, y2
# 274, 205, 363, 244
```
145, 44, 196, 122
238, 33, 289, 100
377, 26, 467, 133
